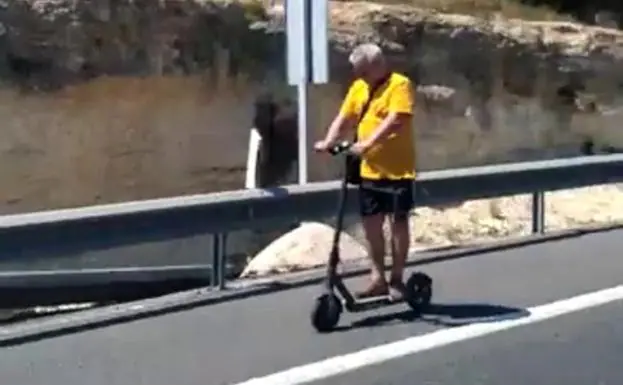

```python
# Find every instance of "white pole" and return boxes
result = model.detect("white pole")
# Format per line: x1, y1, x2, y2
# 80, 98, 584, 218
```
296, 0, 311, 185
297, 82, 309, 184
286, 0, 324, 185
245, 127, 262, 189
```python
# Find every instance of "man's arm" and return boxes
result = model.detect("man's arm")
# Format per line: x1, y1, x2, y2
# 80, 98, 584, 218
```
323, 112, 356, 144
318, 84, 359, 146
361, 112, 411, 148
361, 80, 414, 150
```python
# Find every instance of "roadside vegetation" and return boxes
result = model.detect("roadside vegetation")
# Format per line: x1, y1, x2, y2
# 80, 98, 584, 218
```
348, 0, 573, 21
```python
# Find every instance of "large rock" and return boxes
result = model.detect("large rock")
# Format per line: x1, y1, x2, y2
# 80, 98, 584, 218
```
240, 221, 367, 277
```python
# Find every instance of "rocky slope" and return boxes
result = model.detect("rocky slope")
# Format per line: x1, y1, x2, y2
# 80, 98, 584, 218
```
0, 0, 622, 213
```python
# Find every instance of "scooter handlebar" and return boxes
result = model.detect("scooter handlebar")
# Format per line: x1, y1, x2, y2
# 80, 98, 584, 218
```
328, 141, 353, 156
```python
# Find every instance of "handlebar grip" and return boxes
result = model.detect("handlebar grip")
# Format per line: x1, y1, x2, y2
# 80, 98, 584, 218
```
328, 141, 352, 155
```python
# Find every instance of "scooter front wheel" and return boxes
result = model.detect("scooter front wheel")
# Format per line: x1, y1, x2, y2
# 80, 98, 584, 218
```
311, 293, 343, 332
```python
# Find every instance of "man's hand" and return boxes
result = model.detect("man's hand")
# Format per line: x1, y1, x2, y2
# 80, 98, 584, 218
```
313, 139, 332, 153
349, 140, 372, 156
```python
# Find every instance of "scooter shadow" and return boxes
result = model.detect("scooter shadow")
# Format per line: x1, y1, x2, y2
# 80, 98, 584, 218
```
334, 302, 531, 332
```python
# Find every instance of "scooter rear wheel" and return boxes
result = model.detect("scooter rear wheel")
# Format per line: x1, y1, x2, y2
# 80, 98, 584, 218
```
405, 272, 433, 313
311, 293, 342, 332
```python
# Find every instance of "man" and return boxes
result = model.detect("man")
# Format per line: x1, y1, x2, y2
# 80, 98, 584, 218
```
314, 43, 416, 300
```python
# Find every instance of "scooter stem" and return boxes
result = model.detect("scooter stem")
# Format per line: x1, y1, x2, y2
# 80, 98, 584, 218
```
331, 174, 349, 251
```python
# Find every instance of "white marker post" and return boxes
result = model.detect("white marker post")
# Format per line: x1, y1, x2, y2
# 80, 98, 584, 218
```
286, 0, 329, 184
245, 127, 262, 189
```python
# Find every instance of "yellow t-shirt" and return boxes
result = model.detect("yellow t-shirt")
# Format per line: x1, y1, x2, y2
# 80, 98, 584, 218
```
339, 72, 416, 180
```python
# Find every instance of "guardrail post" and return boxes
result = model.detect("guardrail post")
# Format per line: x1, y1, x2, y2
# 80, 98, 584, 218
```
210, 233, 228, 290
531, 191, 545, 234
211, 233, 220, 288
218, 233, 227, 290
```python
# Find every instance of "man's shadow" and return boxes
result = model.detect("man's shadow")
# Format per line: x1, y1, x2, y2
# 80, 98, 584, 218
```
335, 302, 530, 331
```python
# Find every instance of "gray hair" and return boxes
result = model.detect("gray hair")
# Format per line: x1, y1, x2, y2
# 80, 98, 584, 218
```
348, 43, 384, 67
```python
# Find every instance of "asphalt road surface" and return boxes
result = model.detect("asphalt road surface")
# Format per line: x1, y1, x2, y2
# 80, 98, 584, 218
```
2, 229, 623, 385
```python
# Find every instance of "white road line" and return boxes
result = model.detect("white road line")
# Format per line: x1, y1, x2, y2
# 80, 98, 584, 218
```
232, 285, 623, 385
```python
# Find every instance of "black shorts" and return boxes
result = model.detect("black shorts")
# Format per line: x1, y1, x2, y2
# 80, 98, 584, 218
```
358, 178, 414, 219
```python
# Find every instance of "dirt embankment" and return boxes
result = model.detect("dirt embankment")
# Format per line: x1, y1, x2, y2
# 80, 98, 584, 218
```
241, 185, 623, 277
0, 0, 622, 213
0, 1, 622, 273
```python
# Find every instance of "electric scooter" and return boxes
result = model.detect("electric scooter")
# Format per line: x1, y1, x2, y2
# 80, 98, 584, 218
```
311, 141, 433, 333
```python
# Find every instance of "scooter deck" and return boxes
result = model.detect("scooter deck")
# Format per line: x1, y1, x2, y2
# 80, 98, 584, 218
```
331, 278, 402, 312
343, 295, 399, 312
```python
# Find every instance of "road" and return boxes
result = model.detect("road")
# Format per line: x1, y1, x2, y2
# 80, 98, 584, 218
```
316, 300, 623, 385
2, 229, 623, 385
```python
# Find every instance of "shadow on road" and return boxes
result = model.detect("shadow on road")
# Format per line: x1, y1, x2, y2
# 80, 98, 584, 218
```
336, 302, 530, 331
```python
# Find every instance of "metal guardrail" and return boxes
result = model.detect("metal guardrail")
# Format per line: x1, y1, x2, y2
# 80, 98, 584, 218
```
2, 154, 623, 291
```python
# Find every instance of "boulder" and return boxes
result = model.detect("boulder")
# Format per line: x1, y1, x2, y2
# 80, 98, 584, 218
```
240, 221, 368, 278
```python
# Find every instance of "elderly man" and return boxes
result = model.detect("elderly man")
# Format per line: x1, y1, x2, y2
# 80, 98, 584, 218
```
314, 43, 416, 300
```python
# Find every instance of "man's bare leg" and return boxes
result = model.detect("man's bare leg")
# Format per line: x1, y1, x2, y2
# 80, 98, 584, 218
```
358, 213, 388, 297
389, 214, 410, 299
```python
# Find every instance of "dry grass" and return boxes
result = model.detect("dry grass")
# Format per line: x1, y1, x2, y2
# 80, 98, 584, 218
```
328, 0, 573, 21
240, 184, 623, 277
